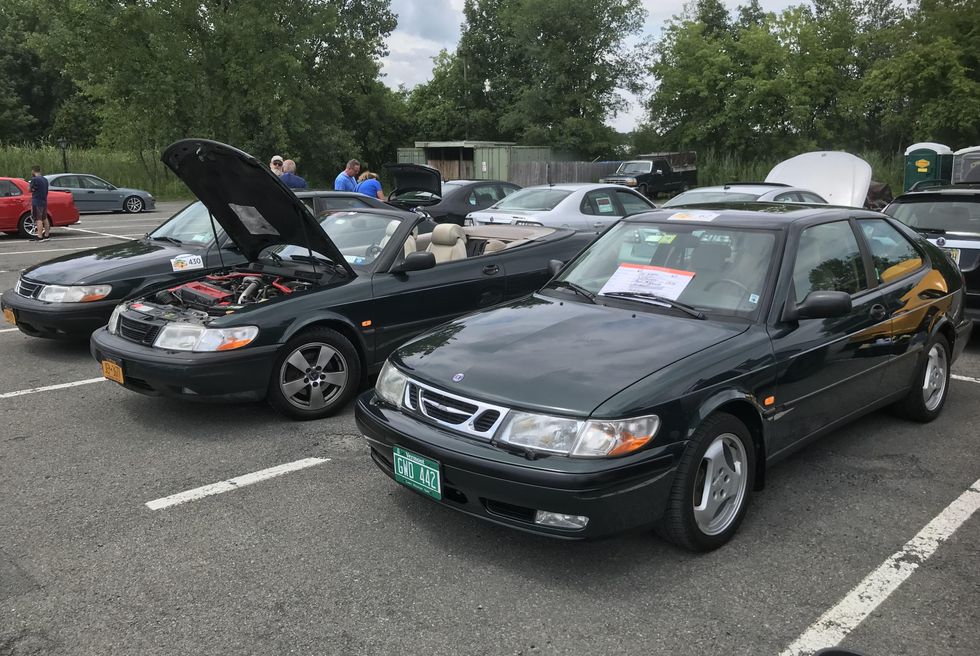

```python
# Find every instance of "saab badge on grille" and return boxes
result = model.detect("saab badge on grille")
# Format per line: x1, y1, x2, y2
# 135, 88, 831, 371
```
452, 373, 464, 382
936, 237, 946, 246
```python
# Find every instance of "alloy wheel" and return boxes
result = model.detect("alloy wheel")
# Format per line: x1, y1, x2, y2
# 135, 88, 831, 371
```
125, 197, 144, 213
278, 342, 349, 411
693, 433, 748, 536
922, 343, 948, 412
23, 215, 36, 236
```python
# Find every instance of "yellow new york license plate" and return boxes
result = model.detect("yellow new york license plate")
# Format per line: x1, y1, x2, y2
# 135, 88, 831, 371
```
101, 360, 124, 384
2, 308, 14, 325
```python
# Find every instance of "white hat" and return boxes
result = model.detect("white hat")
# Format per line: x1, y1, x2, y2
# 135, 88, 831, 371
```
271, 155, 284, 163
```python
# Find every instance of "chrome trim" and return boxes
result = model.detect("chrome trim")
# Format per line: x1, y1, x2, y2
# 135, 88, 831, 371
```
402, 377, 510, 440
14, 278, 44, 299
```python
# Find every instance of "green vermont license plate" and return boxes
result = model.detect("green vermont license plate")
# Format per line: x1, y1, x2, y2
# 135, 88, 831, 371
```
393, 446, 442, 500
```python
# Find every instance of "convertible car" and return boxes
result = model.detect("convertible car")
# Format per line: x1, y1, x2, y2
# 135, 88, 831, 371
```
1, 191, 389, 340
0, 176, 79, 236
357, 204, 972, 549
89, 139, 594, 419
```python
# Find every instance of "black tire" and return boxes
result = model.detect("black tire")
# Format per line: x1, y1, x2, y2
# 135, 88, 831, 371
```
892, 334, 951, 423
266, 327, 361, 420
123, 195, 144, 213
656, 412, 755, 552
17, 212, 36, 238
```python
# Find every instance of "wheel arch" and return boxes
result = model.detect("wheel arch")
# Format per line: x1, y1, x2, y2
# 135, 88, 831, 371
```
691, 390, 768, 491
282, 314, 370, 384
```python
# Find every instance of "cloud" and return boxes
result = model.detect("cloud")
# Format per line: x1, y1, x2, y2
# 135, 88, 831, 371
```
382, 0, 798, 133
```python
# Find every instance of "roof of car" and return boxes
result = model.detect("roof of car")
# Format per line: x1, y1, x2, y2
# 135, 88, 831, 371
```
522, 183, 622, 191
678, 184, 798, 195
892, 186, 980, 200
623, 202, 881, 229
294, 189, 363, 197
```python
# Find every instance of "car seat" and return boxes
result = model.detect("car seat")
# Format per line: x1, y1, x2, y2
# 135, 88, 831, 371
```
426, 224, 467, 263
379, 220, 416, 259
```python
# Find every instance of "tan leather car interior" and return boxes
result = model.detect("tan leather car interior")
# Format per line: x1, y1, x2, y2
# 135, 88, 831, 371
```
426, 224, 468, 263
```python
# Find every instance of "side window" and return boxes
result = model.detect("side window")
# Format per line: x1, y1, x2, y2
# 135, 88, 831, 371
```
0, 180, 20, 196
774, 192, 802, 202
800, 192, 826, 204
615, 190, 653, 215
793, 221, 868, 300
81, 177, 110, 190
581, 190, 617, 216
468, 185, 500, 208
859, 218, 924, 283
54, 176, 79, 188
319, 197, 369, 210
499, 184, 518, 197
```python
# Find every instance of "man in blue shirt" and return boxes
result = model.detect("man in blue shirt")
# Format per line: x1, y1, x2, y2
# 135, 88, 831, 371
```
28, 165, 50, 241
333, 159, 360, 191
279, 160, 307, 189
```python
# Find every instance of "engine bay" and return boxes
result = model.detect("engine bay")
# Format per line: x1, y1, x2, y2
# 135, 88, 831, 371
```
127, 271, 313, 324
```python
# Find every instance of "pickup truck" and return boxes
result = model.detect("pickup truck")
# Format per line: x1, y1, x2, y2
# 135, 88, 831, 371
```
600, 152, 698, 198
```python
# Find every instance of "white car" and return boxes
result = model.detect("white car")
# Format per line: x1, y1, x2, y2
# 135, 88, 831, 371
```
663, 183, 828, 207
466, 183, 656, 232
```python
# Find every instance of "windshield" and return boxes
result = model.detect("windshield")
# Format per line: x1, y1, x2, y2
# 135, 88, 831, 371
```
491, 188, 572, 211
662, 191, 761, 208
886, 199, 980, 235
556, 221, 778, 318
317, 211, 405, 267
148, 202, 224, 244
615, 161, 653, 175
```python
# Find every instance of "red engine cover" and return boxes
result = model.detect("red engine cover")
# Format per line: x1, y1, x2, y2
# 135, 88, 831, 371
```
178, 281, 233, 301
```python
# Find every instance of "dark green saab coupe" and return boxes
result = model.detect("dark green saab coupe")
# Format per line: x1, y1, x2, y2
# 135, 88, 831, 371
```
89, 139, 595, 419
357, 204, 973, 550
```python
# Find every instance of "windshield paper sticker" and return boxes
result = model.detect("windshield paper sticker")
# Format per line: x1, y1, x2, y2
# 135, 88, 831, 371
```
668, 210, 718, 222
170, 254, 204, 272
599, 263, 696, 300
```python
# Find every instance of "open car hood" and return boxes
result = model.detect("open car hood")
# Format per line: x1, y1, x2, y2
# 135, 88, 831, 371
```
162, 139, 353, 275
766, 151, 872, 208
384, 163, 442, 198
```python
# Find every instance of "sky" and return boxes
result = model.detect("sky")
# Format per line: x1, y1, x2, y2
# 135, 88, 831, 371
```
380, 0, 795, 133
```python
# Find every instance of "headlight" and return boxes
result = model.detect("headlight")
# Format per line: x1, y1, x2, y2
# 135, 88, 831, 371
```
36, 284, 112, 303
153, 323, 258, 352
375, 360, 408, 406
498, 411, 659, 458
107, 304, 124, 334
627, 178, 637, 185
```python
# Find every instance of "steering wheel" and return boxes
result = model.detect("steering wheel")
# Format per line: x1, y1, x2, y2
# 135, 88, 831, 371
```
365, 243, 382, 258
705, 278, 750, 295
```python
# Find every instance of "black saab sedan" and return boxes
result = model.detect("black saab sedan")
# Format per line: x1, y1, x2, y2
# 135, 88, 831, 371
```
357, 204, 973, 550
89, 139, 594, 419
1, 191, 389, 340
384, 163, 521, 225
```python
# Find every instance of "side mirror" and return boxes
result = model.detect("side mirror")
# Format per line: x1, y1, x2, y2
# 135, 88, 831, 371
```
391, 251, 436, 274
655, 169, 663, 175
784, 290, 852, 321
548, 259, 564, 277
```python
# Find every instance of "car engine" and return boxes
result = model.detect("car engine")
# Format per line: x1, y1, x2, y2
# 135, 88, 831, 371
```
152, 272, 312, 317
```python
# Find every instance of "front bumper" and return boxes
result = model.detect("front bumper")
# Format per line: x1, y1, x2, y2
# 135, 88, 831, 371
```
356, 392, 681, 540
90, 327, 278, 402
1, 289, 115, 339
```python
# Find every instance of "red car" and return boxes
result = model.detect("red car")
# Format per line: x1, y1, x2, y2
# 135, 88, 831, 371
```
0, 177, 80, 237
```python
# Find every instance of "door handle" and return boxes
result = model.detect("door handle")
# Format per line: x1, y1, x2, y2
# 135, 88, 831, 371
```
86, 190, 95, 194
482, 264, 499, 275
869, 304, 887, 321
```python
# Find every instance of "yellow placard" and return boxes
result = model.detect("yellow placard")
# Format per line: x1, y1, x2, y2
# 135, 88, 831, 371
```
915, 159, 930, 169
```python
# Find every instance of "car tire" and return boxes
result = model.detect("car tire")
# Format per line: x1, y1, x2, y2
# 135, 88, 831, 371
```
267, 327, 361, 420
892, 333, 951, 423
17, 212, 36, 238
656, 412, 755, 552
123, 196, 144, 213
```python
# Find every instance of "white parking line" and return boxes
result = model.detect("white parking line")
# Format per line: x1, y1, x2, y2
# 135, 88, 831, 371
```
145, 457, 330, 510
63, 226, 142, 240
0, 377, 106, 399
0, 233, 144, 243
0, 327, 19, 333
0, 247, 88, 255
779, 477, 980, 656
952, 374, 980, 384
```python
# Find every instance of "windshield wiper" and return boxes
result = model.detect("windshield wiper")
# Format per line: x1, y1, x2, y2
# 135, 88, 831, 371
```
150, 235, 183, 245
290, 254, 346, 275
547, 280, 596, 303
914, 227, 946, 235
599, 291, 706, 319
266, 251, 284, 266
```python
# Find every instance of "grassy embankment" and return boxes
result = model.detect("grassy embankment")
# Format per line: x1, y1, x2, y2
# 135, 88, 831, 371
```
0, 145, 905, 199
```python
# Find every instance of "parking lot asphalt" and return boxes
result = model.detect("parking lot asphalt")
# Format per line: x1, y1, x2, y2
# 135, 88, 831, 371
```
1, 204, 978, 656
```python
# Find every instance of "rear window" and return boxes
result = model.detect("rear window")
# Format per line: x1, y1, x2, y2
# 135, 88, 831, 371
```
663, 191, 760, 207
887, 199, 980, 235
492, 188, 572, 211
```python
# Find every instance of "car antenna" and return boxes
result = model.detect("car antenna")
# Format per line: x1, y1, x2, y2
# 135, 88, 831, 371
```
208, 210, 226, 269
547, 161, 553, 187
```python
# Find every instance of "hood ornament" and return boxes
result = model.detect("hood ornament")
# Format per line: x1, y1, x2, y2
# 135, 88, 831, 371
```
452, 373, 464, 382
936, 237, 946, 246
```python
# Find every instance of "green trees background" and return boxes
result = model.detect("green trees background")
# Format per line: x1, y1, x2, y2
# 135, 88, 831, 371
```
1, 0, 978, 194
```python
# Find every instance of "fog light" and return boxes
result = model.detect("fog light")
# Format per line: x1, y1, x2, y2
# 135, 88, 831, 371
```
533, 510, 589, 530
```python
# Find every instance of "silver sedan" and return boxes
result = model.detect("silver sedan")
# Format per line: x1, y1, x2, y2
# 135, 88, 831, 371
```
45, 173, 156, 214
466, 183, 655, 232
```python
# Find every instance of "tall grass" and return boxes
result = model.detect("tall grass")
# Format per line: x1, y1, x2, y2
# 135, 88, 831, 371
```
0, 145, 190, 200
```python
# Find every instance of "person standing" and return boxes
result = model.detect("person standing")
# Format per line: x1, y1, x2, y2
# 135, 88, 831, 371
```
279, 159, 307, 189
270, 155, 284, 176
28, 166, 50, 241
333, 159, 360, 192
355, 171, 384, 199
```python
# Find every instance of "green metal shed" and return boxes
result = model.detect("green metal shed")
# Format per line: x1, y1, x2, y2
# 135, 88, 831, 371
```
397, 141, 569, 183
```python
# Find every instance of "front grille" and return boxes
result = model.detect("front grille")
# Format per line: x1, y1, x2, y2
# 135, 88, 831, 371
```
403, 378, 509, 440
118, 315, 162, 345
15, 278, 43, 299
